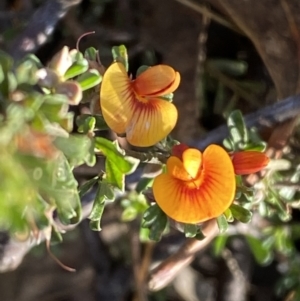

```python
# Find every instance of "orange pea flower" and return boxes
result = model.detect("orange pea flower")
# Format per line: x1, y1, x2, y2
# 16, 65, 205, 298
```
152, 144, 270, 224
152, 144, 236, 224
100, 62, 180, 147
231, 151, 270, 175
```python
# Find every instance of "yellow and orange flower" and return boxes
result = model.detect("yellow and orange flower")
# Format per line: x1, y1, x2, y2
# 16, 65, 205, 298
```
152, 144, 270, 224
100, 62, 180, 147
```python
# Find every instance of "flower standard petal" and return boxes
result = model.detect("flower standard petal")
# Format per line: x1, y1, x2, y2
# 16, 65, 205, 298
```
232, 151, 270, 175
153, 144, 236, 224
125, 98, 178, 147
100, 62, 135, 134
132, 65, 180, 97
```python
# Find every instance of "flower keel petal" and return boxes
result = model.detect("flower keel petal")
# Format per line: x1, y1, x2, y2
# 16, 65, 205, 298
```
232, 151, 270, 175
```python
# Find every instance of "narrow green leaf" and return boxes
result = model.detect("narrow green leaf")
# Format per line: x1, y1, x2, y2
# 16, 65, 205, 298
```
136, 177, 154, 194
15, 58, 39, 85
245, 235, 272, 265
50, 226, 63, 245
121, 207, 138, 222
64, 59, 89, 80
55, 135, 95, 167
223, 137, 234, 151
230, 204, 252, 223
112, 45, 128, 71
142, 204, 160, 223
148, 212, 168, 242
84, 47, 98, 61
77, 69, 102, 91
77, 114, 109, 131
141, 204, 168, 241
105, 159, 124, 190
95, 137, 139, 174
216, 214, 228, 233
136, 65, 150, 77
79, 176, 98, 197
227, 110, 248, 150
213, 235, 228, 257
207, 59, 248, 77
77, 115, 96, 134
89, 181, 115, 231
223, 208, 234, 222
184, 224, 198, 238
0, 52, 13, 96
90, 219, 102, 231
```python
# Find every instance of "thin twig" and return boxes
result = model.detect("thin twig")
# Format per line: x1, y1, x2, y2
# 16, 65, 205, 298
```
8, 0, 82, 61
280, 0, 300, 94
148, 218, 218, 291
192, 94, 300, 150
174, 0, 243, 35
130, 223, 148, 301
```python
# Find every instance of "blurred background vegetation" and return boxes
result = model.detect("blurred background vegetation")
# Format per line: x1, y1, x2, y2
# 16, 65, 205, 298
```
1, 0, 300, 301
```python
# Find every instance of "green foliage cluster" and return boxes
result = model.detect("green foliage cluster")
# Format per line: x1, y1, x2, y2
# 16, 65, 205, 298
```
1, 44, 300, 298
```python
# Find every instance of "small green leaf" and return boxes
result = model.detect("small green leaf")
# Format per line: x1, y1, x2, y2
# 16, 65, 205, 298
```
223, 208, 234, 222
89, 181, 115, 231
7, 72, 17, 93
230, 204, 252, 223
77, 115, 96, 134
136, 65, 150, 77
223, 137, 234, 151
95, 137, 139, 174
54, 135, 95, 167
243, 143, 266, 152
245, 235, 272, 265
50, 226, 63, 244
77, 69, 102, 91
141, 204, 168, 241
207, 59, 248, 77
79, 176, 98, 197
105, 159, 124, 190
142, 204, 160, 226
148, 215, 167, 241
216, 214, 228, 233
64, 59, 89, 80
227, 110, 248, 150
121, 207, 138, 221
84, 47, 98, 61
112, 45, 128, 71
136, 177, 154, 194
77, 114, 109, 131
184, 224, 198, 238
0, 51, 13, 96
15, 57, 39, 85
